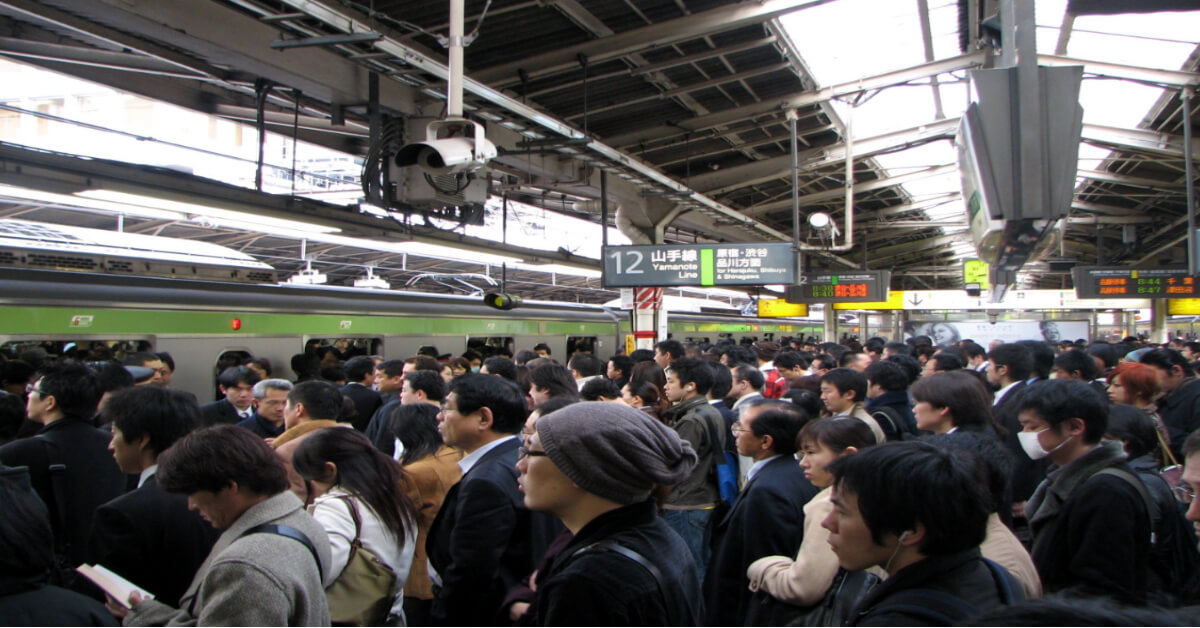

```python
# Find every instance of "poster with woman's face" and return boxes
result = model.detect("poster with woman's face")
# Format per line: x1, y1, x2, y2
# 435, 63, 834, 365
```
903, 320, 1088, 347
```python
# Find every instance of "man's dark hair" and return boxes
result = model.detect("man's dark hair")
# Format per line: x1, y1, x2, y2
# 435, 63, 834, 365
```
733, 363, 765, 391
655, 339, 685, 362
123, 352, 161, 368
0, 478, 56, 581
864, 338, 886, 354
104, 386, 200, 457
884, 354, 921, 384
34, 360, 101, 419
928, 352, 964, 372
883, 341, 912, 357
827, 441, 991, 555
774, 351, 809, 371
1085, 342, 1119, 372
217, 365, 262, 390
405, 355, 441, 372
157, 425, 289, 495
567, 353, 603, 378
534, 396, 579, 419
514, 350, 537, 366
1053, 349, 1098, 381
607, 355, 633, 381
1185, 429, 1200, 460
709, 364, 733, 399
405, 370, 447, 402
390, 403, 442, 465
344, 356, 377, 383
377, 359, 407, 378
1105, 405, 1159, 460
1016, 379, 1108, 444
628, 349, 656, 363
750, 407, 809, 457
533, 343, 552, 356
528, 364, 579, 400
156, 352, 175, 372
784, 388, 823, 419
924, 431, 1014, 516
89, 360, 135, 394
290, 353, 320, 379
482, 357, 518, 381
287, 380, 344, 421
988, 343, 1034, 382
1015, 340, 1054, 379
1140, 348, 1190, 373
321, 365, 346, 383
449, 374, 527, 434
812, 354, 838, 371
865, 360, 908, 393
667, 358, 714, 396
838, 351, 866, 368
910, 371, 1000, 434
959, 341, 986, 361
579, 378, 621, 401
820, 368, 867, 403
723, 345, 757, 366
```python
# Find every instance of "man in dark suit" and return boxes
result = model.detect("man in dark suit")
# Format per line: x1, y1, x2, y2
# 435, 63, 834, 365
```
0, 361, 126, 569
704, 401, 817, 626
339, 356, 381, 432
87, 386, 220, 607
199, 366, 261, 426
235, 378, 291, 439
426, 374, 560, 625
988, 342, 1046, 533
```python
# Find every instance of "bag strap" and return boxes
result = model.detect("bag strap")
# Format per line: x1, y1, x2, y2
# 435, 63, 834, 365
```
241, 523, 324, 583
870, 408, 902, 440
981, 558, 1020, 605
36, 435, 71, 557
1154, 424, 1180, 467
570, 539, 675, 625
1094, 467, 1158, 544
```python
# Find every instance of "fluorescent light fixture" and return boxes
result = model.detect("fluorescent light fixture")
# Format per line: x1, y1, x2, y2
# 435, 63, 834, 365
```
0, 184, 184, 221
519, 263, 602, 278
78, 190, 341, 234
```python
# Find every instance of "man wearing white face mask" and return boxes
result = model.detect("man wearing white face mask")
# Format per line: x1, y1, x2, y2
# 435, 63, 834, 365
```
1018, 379, 1152, 605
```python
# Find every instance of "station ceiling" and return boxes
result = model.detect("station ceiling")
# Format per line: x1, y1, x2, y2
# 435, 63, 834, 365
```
0, 0, 1196, 304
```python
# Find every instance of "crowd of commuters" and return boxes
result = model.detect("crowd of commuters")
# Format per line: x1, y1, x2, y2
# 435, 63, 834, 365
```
1, 331, 1200, 626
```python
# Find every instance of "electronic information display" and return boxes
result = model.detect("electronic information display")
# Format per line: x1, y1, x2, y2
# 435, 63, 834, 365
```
602, 243, 795, 288
784, 271, 891, 304
1071, 266, 1198, 299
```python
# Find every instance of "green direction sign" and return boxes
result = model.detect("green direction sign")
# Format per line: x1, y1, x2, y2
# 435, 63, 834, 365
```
602, 243, 795, 288
964, 259, 990, 289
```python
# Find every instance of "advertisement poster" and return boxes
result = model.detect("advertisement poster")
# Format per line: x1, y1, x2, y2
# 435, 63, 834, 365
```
903, 320, 1089, 348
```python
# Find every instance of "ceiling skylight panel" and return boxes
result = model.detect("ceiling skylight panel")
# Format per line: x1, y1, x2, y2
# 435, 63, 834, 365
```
778, 0, 928, 87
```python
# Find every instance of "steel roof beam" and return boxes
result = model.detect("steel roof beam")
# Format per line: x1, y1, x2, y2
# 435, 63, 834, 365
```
605, 51, 985, 148
473, 0, 832, 87
1081, 122, 1200, 158
276, 0, 789, 241
1039, 54, 1200, 88
689, 119, 958, 194
744, 164, 959, 216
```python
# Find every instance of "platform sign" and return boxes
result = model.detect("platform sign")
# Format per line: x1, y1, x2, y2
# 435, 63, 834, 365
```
1072, 266, 1199, 299
1168, 299, 1200, 315
757, 299, 809, 318
832, 289, 906, 310
602, 243, 795, 288
785, 271, 891, 304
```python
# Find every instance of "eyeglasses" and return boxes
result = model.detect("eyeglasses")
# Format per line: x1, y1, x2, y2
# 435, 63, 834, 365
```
518, 445, 549, 460
1174, 482, 1196, 504
25, 384, 44, 396
731, 421, 749, 436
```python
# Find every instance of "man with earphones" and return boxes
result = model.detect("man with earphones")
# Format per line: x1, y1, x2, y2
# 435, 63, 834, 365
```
822, 441, 1023, 626
1016, 379, 1152, 605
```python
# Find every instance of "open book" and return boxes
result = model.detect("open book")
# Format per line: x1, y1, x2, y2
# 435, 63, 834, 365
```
75, 564, 155, 608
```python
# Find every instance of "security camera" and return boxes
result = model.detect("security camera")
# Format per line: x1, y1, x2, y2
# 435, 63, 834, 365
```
394, 118, 497, 174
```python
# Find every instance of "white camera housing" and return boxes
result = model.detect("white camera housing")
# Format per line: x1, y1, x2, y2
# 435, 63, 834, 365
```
394, 118, 497, 174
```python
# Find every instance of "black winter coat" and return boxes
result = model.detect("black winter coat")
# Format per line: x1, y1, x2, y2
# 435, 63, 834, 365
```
851, 549, 1021, 626
535, 501, 702, 626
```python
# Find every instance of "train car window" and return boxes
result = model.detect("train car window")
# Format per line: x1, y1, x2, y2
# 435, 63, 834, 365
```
1, 339, 153, 363
566, 336, 597, 355
467, 337, 513, 358
303, 338, 383, 364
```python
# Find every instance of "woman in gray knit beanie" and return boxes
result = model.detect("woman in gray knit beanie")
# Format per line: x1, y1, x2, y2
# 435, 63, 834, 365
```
518, 401, 703, 625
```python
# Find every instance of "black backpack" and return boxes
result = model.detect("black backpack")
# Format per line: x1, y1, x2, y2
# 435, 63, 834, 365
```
871, 405, 917, 442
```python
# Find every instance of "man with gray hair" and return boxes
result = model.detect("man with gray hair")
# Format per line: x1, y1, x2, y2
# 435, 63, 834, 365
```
236, 378, 292, 439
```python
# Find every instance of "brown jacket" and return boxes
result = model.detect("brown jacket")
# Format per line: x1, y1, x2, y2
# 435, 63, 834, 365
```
401, 445, 463, 599
271, 420, 343, 504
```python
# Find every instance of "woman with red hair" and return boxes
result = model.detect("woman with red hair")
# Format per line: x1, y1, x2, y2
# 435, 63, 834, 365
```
1107, 361, 1172, 465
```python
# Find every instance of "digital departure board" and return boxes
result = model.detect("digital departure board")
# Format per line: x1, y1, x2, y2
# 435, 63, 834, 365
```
784, 271, 891, 304
602, 243, 795, 288
1072, 266, 1199, 299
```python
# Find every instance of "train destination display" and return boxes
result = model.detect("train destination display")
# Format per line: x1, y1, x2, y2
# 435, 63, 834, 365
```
602, 243, 795, 288
1072, 266, 1199, 299
785, 271, 891, 304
